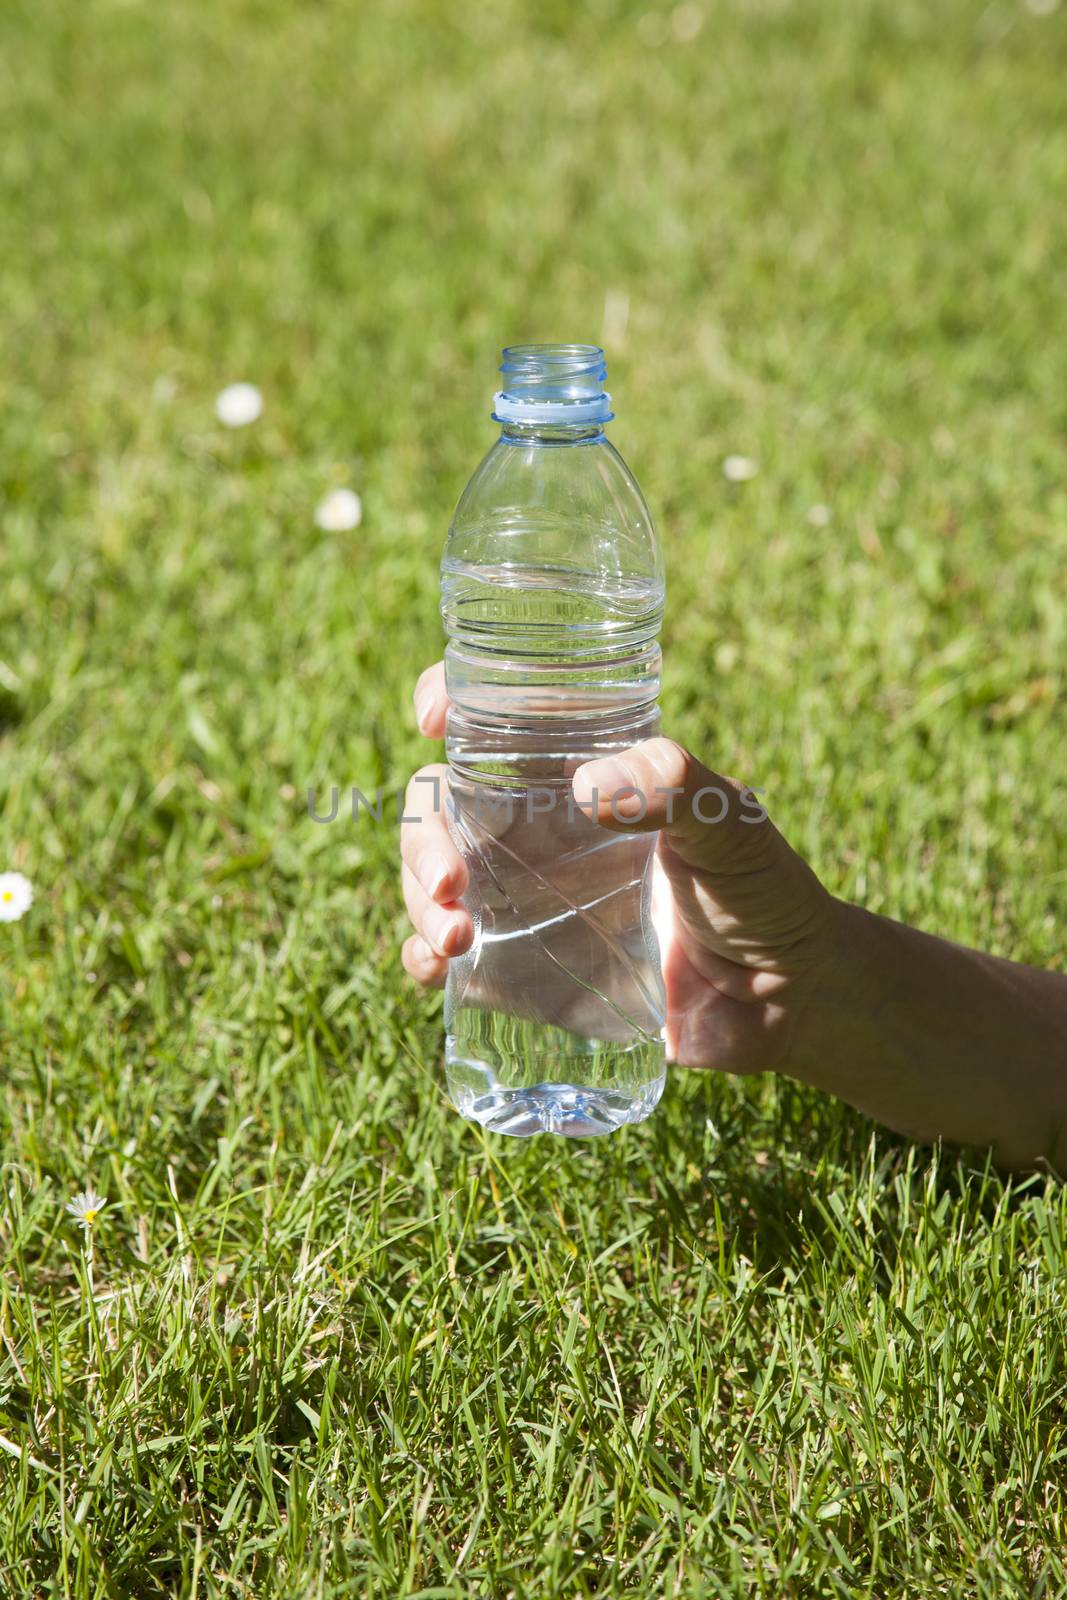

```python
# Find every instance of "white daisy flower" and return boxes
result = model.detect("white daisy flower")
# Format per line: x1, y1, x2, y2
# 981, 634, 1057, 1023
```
66, 1189, 108, 1231
722, 454, 758, 483
0, 872, 33, 922
215, 383, 263, 428
314, 488, 363, 532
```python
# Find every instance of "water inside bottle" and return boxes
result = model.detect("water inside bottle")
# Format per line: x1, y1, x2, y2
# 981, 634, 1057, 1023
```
442, 559, 667, 1136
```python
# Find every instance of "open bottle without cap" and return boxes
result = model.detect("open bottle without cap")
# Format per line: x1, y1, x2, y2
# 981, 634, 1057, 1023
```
441, 344, 666, 1137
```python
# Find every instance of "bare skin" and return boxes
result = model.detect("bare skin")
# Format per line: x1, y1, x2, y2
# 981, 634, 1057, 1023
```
401, 662, 1067, 1173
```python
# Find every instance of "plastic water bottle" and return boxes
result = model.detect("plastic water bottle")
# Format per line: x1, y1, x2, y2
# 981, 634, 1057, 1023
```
441, 343, 666, 1138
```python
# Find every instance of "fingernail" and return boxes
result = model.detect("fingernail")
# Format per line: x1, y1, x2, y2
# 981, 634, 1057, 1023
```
573, 756, 637, 809
418, 851, 450, 899
414, 688, 436, 731
425, 904, 464, 955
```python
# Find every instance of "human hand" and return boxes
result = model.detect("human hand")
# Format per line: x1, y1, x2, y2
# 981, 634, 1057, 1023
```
400, 662, 837, 1075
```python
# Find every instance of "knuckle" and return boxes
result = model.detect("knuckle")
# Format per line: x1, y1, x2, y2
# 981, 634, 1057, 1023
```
399, 863, 420, 911
403, 763, 448, 815
637, 737, 693, 793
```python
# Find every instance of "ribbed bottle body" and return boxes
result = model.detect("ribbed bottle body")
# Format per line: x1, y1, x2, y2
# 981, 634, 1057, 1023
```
440, 349, 666, 1137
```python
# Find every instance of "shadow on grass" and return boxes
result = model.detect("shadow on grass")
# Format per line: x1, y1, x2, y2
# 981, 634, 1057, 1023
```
0, 685, 23, 734
624, 1068, 1050, 1289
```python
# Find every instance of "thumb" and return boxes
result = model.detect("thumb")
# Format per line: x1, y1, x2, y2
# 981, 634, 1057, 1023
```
572, 738, 834, 984
571, 737, 773, 872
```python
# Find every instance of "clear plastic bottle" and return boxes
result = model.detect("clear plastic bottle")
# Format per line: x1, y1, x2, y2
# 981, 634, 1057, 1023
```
441, 344, 666, 1137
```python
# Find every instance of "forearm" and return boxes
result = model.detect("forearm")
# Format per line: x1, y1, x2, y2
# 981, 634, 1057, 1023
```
793, 900, 1067, 1172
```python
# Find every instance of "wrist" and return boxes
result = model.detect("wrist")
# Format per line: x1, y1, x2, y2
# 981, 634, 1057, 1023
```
782, 897, 959, 1142
786, 897, 873, 1088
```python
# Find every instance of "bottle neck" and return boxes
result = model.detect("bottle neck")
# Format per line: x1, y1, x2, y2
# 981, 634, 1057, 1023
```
499, 420, 606, 446
492, 343, 614, 438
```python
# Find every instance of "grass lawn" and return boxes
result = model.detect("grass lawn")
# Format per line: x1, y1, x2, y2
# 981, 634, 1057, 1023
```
3, 0, 1067, 1592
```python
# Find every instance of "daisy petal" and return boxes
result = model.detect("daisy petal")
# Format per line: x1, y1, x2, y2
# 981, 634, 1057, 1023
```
215, 383, 264, 428
314, 488, 363, 533
722, 454, 758, 483
66, 1189, 109, 1229
0, 871, 33, 922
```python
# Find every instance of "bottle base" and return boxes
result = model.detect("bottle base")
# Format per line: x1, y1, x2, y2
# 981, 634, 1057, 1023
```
447, 1066, 665, 1138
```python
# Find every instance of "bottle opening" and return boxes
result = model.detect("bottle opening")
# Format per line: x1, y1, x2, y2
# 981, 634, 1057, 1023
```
493, 343, 613, 426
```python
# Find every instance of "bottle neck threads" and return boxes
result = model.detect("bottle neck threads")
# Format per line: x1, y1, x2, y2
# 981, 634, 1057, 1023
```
492, 343, 614, 428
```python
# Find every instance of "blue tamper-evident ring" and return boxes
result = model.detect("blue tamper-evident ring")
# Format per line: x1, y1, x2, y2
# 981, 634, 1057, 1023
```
492, 391, 614, 425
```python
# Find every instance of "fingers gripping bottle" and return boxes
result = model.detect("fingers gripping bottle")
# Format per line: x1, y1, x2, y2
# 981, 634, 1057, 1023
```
441, 344, 666, 1137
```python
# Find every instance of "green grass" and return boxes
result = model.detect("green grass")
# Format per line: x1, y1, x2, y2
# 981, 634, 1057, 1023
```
3, 0, 1067, 1592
